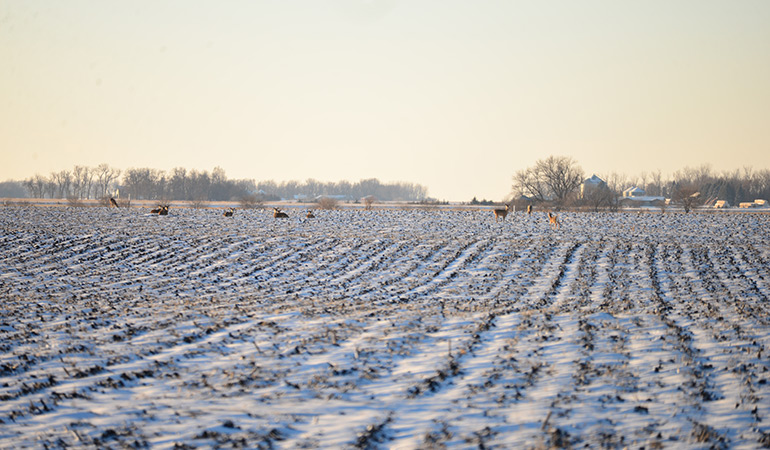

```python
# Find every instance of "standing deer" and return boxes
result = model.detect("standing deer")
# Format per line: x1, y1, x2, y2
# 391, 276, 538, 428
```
273, 207, 289, 218
109, 197, 119, 208
306, 210, 315, 218
527, 204, 532, 216
493, 204, 510, 222
547, 212, 560, 229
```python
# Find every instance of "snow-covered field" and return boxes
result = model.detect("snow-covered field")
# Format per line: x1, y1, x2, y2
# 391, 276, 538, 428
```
1, 205, 769, 449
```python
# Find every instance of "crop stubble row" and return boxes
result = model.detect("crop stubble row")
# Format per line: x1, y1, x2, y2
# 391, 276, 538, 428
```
0, 206, 769, 448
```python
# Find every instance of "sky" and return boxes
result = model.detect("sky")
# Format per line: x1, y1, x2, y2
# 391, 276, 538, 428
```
2, 1, 769, 201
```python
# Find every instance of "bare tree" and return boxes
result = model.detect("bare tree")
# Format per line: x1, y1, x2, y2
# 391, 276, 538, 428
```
210, 166, 230, 200
169, 167, 188, 200
336, 180, 352, 196
757, 170, 770, 200
123, 168, 164, 200
95, 164, 121, 199
188, 169, 210, 202
602, 172, 628, 196
696, 164, 714, 186
44, 176, 57, 199
72, 166, 94, 199
23, 174, 47, 198
512, 156, 584, 206
648, 169, 663, 197
539, 156, 584, 205
51, 170, 73, 198
71, 167, 84, 199
582, 183, 615, 212
512, 167, 550, 202
675, 164, 713, 188
672, 182, 701, 213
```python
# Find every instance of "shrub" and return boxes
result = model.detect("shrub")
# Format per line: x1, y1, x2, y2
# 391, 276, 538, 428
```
239, 194, 264, 209
317, 196, 339, 210
363, 196, 376, 210
67, 196, 85, 207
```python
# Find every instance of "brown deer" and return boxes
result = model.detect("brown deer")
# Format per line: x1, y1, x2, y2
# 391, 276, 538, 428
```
527, 204, 532, 216
493, 204, 510, 222
547, 212, 560, 229
150, 205, 169, 215
223, 208, 234, 217
273, 207, 289, 218
306, 210, 315, 218
109, 197, 119, 208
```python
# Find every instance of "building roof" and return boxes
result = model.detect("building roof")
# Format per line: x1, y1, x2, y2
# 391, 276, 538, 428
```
583, 174, 605, 185
623, 186, 646, 197
621, 195, 665, 203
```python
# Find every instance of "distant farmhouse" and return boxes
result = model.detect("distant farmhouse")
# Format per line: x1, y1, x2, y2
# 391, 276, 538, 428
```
739, 199, 768, 209
622, 186, 645, 198
620, 185, 666, 208
580, 174, 607, 199
511, 194, 534, 210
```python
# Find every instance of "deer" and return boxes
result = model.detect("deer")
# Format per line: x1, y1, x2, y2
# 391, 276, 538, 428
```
527, 204, 532, 216
109, 197, 119, 208
306, 210, 315, 218
223, 208, 234, 217
273, 207, 289, 218
150, 204, 169, 215
547, 212, 560, 229
493, 204, 510, 222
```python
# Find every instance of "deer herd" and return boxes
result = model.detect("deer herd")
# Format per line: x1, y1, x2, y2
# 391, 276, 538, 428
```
269, 203, 561, 228
111, 199, 561, 228
493, 203, 561, 229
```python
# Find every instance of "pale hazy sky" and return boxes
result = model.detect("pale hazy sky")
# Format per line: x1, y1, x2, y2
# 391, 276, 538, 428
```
2, 1, 769, 200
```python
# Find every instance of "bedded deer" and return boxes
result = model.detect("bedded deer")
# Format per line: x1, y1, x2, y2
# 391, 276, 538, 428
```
493, 204, 510, 222
223, 208, 234, 217
306, 210, 315, 218
547, 212, 560, 229
273, 207, 289, 218
150, 204, 169, 215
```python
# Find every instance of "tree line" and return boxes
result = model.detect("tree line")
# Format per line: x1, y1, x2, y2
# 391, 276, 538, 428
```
4, 159, 769, 207
10, 164, 429, 203
512, 156, 770, 210
253, 178, 428, 202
